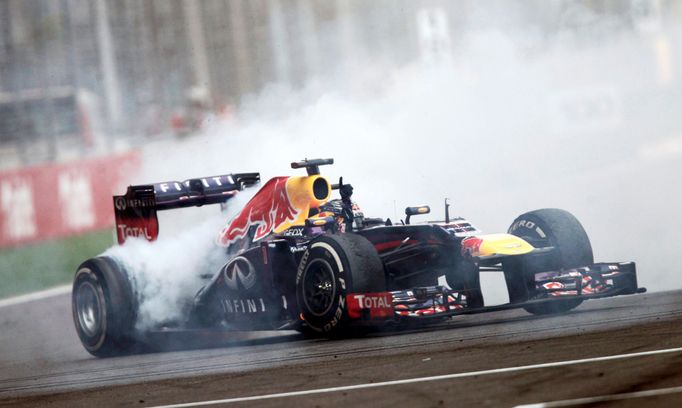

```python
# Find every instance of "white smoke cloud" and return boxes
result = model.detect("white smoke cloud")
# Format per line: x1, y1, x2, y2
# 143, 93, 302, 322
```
102, 188, 256, 331
103, 3, 682, 320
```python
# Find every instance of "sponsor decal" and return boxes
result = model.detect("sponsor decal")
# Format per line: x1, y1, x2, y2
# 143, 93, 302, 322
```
290, 246, 307, 253
512, 219, 535, 230
323, 297, 345, 332
295, 250, 310, 282
114, 196, 159, 244
221, 297, 266, 314
354, 294, 392, 308
222, 256, 257, 291
114, 196, 127, 211
347, 292, 394, 319
116, 224, 154, 240
157, 175, 235, 193
113, 186, 159, 245
511, 219, 546, 238
125, 198, 155, 208
218, 177, 300, 246
158, 182, 182, 193
283, 227, 305, 237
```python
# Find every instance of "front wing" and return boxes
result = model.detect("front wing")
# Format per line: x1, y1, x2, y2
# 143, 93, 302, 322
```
347, 262, 643, 321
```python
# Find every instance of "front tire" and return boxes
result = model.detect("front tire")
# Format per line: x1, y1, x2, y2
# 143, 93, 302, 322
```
296, 233, 385, 335
508, 208, 593, 315
72, 257, 138, 357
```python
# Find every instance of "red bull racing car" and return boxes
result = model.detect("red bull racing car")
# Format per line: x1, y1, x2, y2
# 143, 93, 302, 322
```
72, 159, 644, 356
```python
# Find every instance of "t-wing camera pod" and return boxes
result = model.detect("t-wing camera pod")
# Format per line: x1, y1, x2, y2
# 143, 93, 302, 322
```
290, 158, 334, 176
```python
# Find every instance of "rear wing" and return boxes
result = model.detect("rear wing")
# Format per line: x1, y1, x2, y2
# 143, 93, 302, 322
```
113, 172, 260, 244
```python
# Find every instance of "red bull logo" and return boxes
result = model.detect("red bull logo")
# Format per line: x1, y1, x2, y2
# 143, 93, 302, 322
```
461, 236, 483, 256
218, 177, 300, 246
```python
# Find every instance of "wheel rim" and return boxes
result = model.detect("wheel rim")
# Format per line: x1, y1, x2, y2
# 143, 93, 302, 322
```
303, 259, 337, 317
75, 281, 103, 337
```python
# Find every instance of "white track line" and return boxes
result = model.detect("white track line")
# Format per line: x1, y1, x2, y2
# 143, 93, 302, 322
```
151, 347, 682, 408
515, 386, 682, 407
0, 285, 71, 308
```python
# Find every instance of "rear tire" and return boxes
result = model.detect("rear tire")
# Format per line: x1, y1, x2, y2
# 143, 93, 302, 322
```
296, 233, 385, 335
72, 257, 139, 357
508, 208, 593, 315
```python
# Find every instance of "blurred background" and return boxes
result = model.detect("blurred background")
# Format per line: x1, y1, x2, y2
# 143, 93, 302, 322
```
0, 0, 681, 303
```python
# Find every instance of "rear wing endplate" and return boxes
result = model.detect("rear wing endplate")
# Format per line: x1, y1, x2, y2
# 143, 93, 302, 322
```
113, 172, 259, 244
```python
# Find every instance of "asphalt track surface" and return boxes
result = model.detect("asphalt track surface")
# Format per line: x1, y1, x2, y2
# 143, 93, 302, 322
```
1, 289, 682, 407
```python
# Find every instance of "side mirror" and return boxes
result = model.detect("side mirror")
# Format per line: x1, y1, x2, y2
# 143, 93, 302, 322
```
405, 205, 430, 225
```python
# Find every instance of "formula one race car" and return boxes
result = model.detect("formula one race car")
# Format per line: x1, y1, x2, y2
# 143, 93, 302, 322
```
72, 159, 645, 356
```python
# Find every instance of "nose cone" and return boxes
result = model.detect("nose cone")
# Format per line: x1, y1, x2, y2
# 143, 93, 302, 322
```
463, 233, 535, 257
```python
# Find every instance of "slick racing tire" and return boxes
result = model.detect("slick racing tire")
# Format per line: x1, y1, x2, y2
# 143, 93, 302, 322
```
296, 233, 386, 336
72, 256, 139, 357
508, 208, 593, 315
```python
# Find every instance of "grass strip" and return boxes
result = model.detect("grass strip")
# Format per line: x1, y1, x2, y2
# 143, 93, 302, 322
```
0, 230, 114, 299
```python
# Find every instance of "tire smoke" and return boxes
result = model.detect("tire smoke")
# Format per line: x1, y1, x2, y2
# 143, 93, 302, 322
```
109, 3, 682, 315
102, 189, 256, 331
